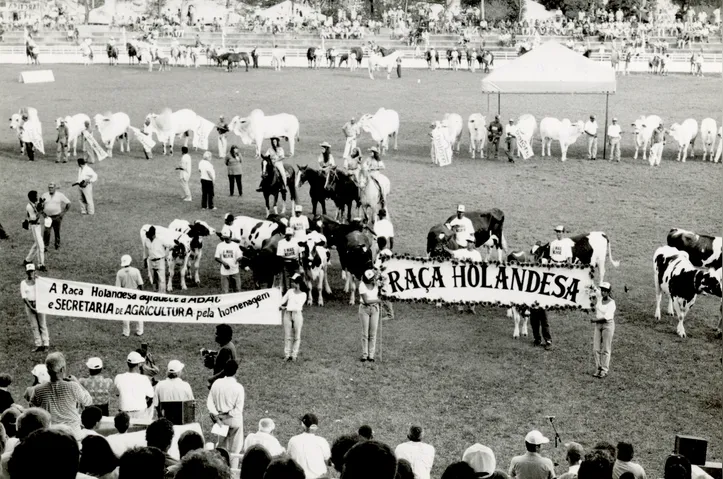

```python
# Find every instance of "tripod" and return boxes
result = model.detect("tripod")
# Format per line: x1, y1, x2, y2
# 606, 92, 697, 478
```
547, 416, 563, 448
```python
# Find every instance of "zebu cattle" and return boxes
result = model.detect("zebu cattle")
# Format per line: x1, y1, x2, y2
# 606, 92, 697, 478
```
94, 112, 130, 157
667, 228, 722, 269
468, 114, 487, 159
144, 108, 199, 155
140, 224, 192, 292
356, 108, 400, 154
271, 47, 285, 70
539, 118, 585, 162
654, 246, 722, 338
534, 232, 620, 283
229, 109, 300, 157
632, 115, 662, 160
56, 114, 91, 156
168, 219, 216, 286
367, 50, 402, 80
301, 240, 332, 306
667, 118, 698, 162
699, 118, 717, 162
9, 107, 41, 154
439, 113, 463, 152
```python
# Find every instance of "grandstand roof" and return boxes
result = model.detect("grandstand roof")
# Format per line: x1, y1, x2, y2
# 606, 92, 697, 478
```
481, 41, 616, 94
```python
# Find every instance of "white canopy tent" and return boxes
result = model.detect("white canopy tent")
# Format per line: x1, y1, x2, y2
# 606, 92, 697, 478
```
259, 0, 315, 19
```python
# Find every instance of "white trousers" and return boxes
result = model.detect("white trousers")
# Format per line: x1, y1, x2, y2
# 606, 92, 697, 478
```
26, 224, 45, 265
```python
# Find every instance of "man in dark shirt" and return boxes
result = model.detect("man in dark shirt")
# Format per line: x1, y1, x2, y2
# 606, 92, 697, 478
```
251, 46, 259, 68
487, 115, 503, 159
208, 324, 237, 387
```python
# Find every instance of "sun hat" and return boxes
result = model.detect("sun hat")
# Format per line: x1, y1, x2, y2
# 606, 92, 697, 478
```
368, 146, 379, 153
167, 360, 184, 373
319, 141, 331, 148
525, 430, 550, 445
127, 351, 145, 365
120, 255, 132, 267
86, 357, 103, 370
599, 282, 611, 291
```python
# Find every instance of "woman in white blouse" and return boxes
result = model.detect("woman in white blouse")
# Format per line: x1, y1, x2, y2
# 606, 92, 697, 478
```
280, 274, 307, 362
592, 282, 616, 378
358, 270, 380, 362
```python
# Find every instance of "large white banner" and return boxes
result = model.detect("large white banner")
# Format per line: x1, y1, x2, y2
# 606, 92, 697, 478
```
378, 256, 596, 310
431, 129, 452, 166
516, 137, 533, 160
36, 277, 282, 325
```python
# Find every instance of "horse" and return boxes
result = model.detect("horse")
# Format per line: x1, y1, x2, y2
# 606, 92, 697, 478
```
154, 51, 171, 72
367, 50, 402, 80
648, 54, 661, 74
324, 167, 361, 223
260, 154, 298, 216
226, 52, 250, 72
126, 42, 142, 64
356, 164, 390, 225
106, 44, 119, 66
478, 50, 494, 73
298, 165, 332, 216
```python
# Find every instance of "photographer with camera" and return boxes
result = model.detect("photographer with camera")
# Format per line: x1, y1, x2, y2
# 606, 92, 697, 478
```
205, 324, 237, 388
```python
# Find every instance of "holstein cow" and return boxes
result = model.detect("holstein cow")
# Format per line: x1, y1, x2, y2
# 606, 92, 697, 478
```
355, 108, 400, 155
56, 114, 91, 156
140, 224, 193, 292
426, 209, 508, 261
534, 232, 620, 283
439, 113, 463, 152
144, 108, 200, 156
9, 107, 42, 155
300, 239, 332, 306
631, 115, 662, 160
229, 109, 300, 157
700, 118, 717, 162
306, 46, 321, 68
168, 219, 215, 286
223, 214, 285, 250
539, 118, 585, 162
667, 118, 698, 162
654, 246, 722, 338
467, 114, 487, 159
505, 246, 543, 338
667, 228, 722, 269
94, 112, 130, 158
509, 114, 537, 158
222, 214, 287, 288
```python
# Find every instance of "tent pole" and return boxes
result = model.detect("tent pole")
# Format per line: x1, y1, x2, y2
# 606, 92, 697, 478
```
497, 92, 501, 115
487, 93, 490, 116
603, 92, 609, 160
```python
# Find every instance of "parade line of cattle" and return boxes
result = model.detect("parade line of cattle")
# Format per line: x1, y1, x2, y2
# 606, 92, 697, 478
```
8, 105, 723, 339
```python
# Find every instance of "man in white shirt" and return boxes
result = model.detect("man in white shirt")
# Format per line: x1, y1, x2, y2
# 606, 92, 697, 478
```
76, 158, 98, 215
560, 442, 584, 478
207, 360, 245, 468
175, 146, 192, 201
24, 190, 46, 271
143, 226, 173, 293
21, 263, 50, 352
453, 235, 482, 262
613, 442, 647, 479
607, 118, 622, 162
373, 209, 394, 249
277, 228, 301, 291
584, 114, 598, 161
198, 151, 216, 210
287, 413, 331, 479
289, 205, 310, 241
154, 360, 194, 418
244, 418, 285, 457
509, 430, 556, 479
395, 426, 435, 479
114, 351, 154, 421
505, 119, 517, 163
40, 182, 71, 250
447, 204, 475, 249
549, 225, 573, 264
215, 230, 243, 293
116, 254, 145, 336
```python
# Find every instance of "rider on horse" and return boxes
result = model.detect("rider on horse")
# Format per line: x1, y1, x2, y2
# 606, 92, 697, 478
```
318, 142, 335, 179
367, 147, 386, 179
257, 137, 288, 194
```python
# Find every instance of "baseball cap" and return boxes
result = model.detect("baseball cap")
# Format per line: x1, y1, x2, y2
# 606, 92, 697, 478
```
612, 117, 618, 121
363, 270, 375, 282
259, 418, 275, 433
457, 204, 466, 212
86, 357, 103, 370
525, 430, 550, 445
31, 364, 50, 383
291, 273, 303, 283
554, 225, 565, 232
127, 351, 145, 364
25, 263, 36, 272
301, 413, 318, 429
295, 205, 303, 212
167, 359, 184, 373
220, 228, 231, 239
463, 444, 497, 475
120, 255, 132, 267
285, 227, 293, 235
599, 282, 611, 291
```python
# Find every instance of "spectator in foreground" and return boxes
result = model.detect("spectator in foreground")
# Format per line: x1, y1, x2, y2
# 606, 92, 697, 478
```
509, 430, 556, 479
463, 443, 497, 477
239, 445, 272, 479
79, 435, 120, 478
396, 459, 415, 479
118, 447, 166, 479
8, 428, 80, 479
441, 461, 477, 479
154, 359, 194, 417
264, 457, 305, 479
0, 408, 52, 479
358, 425, 373, 440
0, 375, 13, 414
78, 405, 103, 441
0, 407, 21, 454
79, 357, 113, 416
145, 418, 178, 471
244, 418, 285, 457
24, 363, 50, 402
178, 430, 204, 459
207, 360, 244, 468
395, 426, 435, 479
331, 434, 364, 473
663, 455, 691, 479
175, 450, 232, 479
560, 442, 585, 478
287, 413, 331, 479
578, 450, 614, 479
613, 443, 646, 479
114, 351, 154, 421
113, 412, 130, 434
341, 440, 398, 479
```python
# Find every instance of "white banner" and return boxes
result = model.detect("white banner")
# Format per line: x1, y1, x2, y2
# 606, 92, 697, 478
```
517, 137, 533, 160
36, 277, 282, 325
129, 126, 156, 152
82, 130, 109, 162
378, 256, 595, 310
431, 129, 452, 166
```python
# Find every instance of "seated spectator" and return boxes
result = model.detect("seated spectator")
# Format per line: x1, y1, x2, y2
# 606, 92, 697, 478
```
578, 450, 614, 479
442, 461, 477, 479
215, 447, 231, 467
287, 413, 331, 479
358, 425, 373, 440
114, 412, 130, 434
331, 434, 364, 473
613, 443, 646, 479
463, 443, 497, 477
341, 440, 397, 479
395, 426, 435, 479
23, 364, 50, 403
240, 445, 271, 479
0, 408, 21, 455
145, 419, 177, 471
396, 459, 415, 479
174, 450, 232, 479
78, 405, 103, 441
8, 428, 79, 479
79, 357, 113, 417
166, 430, 205, 477
559, 442, 584, 478
0, 375, 13, 414
114, 352, 154, 421
119, 447, 166, 479
509, 430, 556, 479
244, 418, 284, 457
79, 435, 119, 478
594, 442, 616, 462
264, 457, 305, 479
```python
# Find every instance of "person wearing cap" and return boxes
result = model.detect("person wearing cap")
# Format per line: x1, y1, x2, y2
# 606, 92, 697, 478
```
143, 226, 173, 294
216, 115, 229, 158
289, 205, 309, 241
76, 157, 98, 215
318, 142, 335, 174
115, 254, 145, 337
215, 231, 243, 293
257, 137, 287, 194
342, 119, 358, 159
40, 182, 71, 251
607, 118, 622, 162
649, 123, 664, 167
24, 190, 46, 272
447, 205, 475, 249
199, 150, 217, 210
509, 430, 556, 479
24, 363, 51, 403
207, 360, 245, 468
30, 352, 92, 434
395, 426, 435, 479
154, 360, 194, 417
373, 209, 394, 250
549, 226, 573, 264
113, 352, 154, 421
584, 114, 598, 160
244, 418, 285, 457
487, 115, 503, 159
463, 443, 497, 477
56, 118, 69, 163
344, 146, 362, 174
358, 269, 380, 362
79, 358, 113, 416
225, 144, 243, 197
20, 262, 49, 352
175, 146, 193, 202
280, 273, 307, 361
505, 118, 517, 163
277, 227, 302, 292
592, 282, 616, 378
287, 413, 331, 479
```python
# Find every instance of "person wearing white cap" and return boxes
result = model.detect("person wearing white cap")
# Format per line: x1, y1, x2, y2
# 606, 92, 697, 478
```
318, 142, 335, 173
244, 418, 285, 457
280, 273, 307, 362
277, 227, 302, 292
154, 360, 194, 416
447, 205, 475, 249
289, 205, 310, 241
79, 357, 113, 416
358, 269, 380, 362
509, 430, 556, 479
23, 363, 50, 403
175, 146, 193, 202
113, 351, 154, 420
592, 282, 616, 378
606, 118, 622, 162
549, 225, 573, 264
367, 146, 386, 177
116, 254, 145, 337
584, 114, 598, 160
215, 230, 243, 293
463, 443, 497, 478
20, 262, 49, 352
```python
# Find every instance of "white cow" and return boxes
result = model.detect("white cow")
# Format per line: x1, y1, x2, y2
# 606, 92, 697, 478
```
667, 118, 698, 162
144, 108, 199, 155
229, 109, 300, 157
715, 126, 723, 163
631, 115, 662, 160
9, 107, 41, 154
56, 114, 91, 156
140, 224, 192, 292
356, 108, 400, 154
367, 50, 402, 80
271, 47, 285, 70
93, 112, 130, 157
168, 219, 216, 286
440, 113, 463, 152
539, 117, 585, 162
467, 113, 487, 159
699, 118, 717, 162
510, 114, 537, 158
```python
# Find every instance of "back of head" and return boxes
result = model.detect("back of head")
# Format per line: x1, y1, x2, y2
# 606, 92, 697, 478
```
81, 405, 103, 430
119, 447, 166, 479
1, 407, 21, 437
664, 454, 691, 479
175, 450, 232, 479
146, 418, 175, 452
45, 351, 66, 378
358, 425, 373, 440
407, 426, 423, 442
9, 428, 80, 479
216, 323, 233, 343
593, 442, 616, 462
178, 430, 205, 459
578, 450, 614, 479
341, 440, 397, 479
114, 411, 130, 433
331, 434, 364, 472
240, 445, 272, 479
395, 459, 415, 479
224, 359, 239, 377
16, 407, 51, 439
616, 442, 634, 462
79, 435, 119, 476
264, 457, 305, 479
441, 461, 477, 479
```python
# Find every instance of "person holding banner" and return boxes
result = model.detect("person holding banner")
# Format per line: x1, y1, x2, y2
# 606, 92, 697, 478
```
21, 263, 50, 352
375, 238, 395, 321
549, 226, 573, 264
24, 190, 46, 271
592, 282, 616, 378
215, 231, 243, 293
280, 273, 307, 362
116, 254, 145, 337
359, 269, 381, 362
75, 158, 98, 215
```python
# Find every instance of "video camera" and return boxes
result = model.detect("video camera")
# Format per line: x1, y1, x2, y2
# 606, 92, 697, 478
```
200, 348, 217, 369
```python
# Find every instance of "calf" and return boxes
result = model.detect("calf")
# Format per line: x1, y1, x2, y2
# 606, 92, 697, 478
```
632, 115, 662, 160
140, 224, 192, 292
534, 231, 620, 284
169, 219, 215, 286
301, 241, 332, 306
654, 246, 722, 337
667, 228, 722, 269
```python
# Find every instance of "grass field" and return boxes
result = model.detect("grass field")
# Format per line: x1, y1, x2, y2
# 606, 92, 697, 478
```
1, 65, 722, 478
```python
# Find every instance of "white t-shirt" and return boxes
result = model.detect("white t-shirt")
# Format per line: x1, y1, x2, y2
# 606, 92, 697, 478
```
607, 124, 622, 138
282, 289, 307, 312
584, 121, 598, 136
595, 299, 616, 321
448, 216, 475, 246
549, 239, 573, 263
277, 239, 300, 259
289, 215, 309, 239
244, 431, 285, 457
287, 432, 331, 479
215, 242, 243, 276
374, 219, 394, 238
198, 159, 215, 182
359, 281, 379, 302
114, 372, 154, 412
20, 280, 36, 302
395, 441, 436, 479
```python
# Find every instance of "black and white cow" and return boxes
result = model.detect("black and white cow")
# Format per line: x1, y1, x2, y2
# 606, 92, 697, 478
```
140, 224, 192, 292
505, 246, 542, 339
168, 219, 215, 286
534, 231, 620, 284
300, 238, 332, 306
654, 246, 722, 338
222, 214, 286, 250
426, 209, 508, 261
667, 228, 722, 269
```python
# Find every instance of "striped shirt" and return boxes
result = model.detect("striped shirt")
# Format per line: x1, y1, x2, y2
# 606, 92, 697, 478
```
78, 375, 114, 406
30, 380, 92, 431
